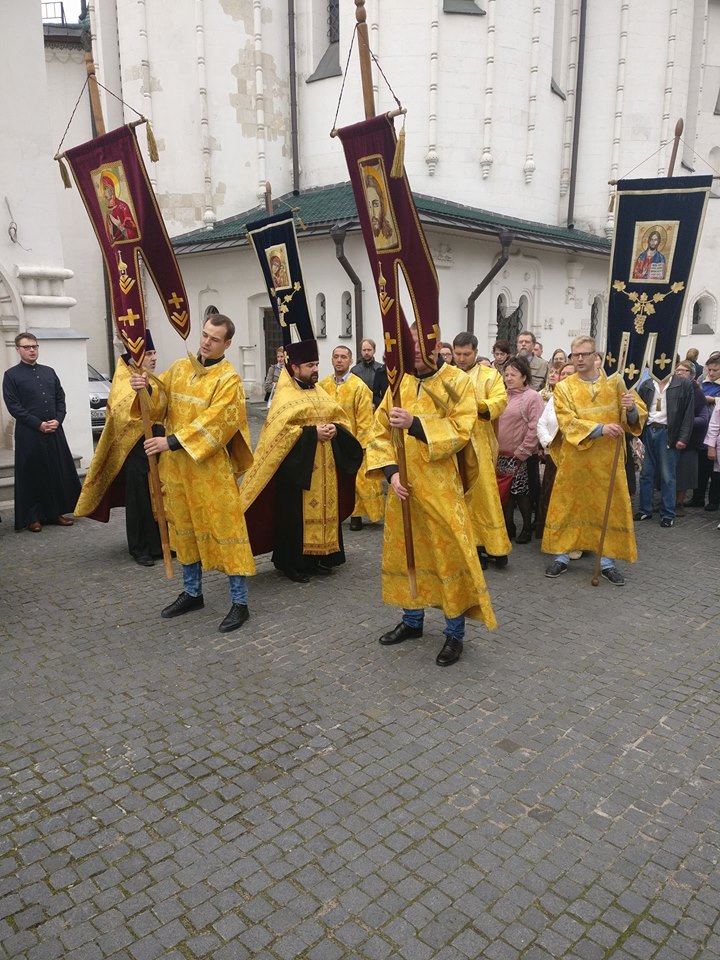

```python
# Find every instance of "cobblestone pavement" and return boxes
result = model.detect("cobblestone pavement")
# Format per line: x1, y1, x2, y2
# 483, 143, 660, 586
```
2, 436, 720, 958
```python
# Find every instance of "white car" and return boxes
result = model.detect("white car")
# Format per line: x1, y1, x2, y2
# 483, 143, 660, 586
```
88, 363, 111, 436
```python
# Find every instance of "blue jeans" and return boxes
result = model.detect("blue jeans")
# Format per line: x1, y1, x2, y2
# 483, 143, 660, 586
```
555, 553, 614, 570
182, 562, 248, 605
639, 426, 680, 519
402, 608, 465, 642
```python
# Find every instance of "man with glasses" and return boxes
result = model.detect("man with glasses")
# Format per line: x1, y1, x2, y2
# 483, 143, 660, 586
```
2, 333, 81, 532
542, 336, 646, 585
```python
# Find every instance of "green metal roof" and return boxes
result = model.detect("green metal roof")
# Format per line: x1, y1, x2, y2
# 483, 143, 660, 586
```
172, 182, 610, 256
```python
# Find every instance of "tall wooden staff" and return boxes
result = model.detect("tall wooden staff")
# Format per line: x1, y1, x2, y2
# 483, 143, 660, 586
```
355, 0, 417, 596
83, 60, 174, 579
591, 332, 630, 586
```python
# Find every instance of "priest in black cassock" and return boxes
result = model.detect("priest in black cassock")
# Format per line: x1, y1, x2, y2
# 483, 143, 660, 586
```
3, 332, 81, 532
242, 340, 363, 583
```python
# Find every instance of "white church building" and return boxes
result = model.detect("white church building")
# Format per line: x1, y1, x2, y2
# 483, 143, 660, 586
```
3, 0, 720, 463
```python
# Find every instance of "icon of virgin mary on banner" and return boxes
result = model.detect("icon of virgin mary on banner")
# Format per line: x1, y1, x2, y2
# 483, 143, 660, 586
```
64, 125, 190, 365
604, 174, 711, 386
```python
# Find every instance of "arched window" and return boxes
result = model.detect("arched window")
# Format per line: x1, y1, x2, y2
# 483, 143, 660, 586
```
204, 304, 219, 318
497, 296, 525, 346
590, 296, 602, 341
316, 293, 327, 338
691, 294, 716, 335
341, 291, 352, 338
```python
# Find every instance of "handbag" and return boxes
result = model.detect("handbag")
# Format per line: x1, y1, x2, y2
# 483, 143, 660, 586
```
496, 453, 517, 506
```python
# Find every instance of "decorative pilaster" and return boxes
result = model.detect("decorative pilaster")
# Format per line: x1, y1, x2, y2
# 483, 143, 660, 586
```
523, 2, 541, 184
426, 0, 440, 175
137, 0, 156, 189
560, 0, 580, 196
657, 2, 678, 176
253, 0, 267, 199
195, 0, 215, 230
606, 0, 630, 236
480, 0, 496, 178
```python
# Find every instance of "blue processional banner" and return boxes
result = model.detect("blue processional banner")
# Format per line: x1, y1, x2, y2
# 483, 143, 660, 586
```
246, 211, 314, 347
604, 175, 712, 386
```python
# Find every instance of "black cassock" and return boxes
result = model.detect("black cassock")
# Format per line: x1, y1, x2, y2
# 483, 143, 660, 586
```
2, 361, 81, 529
272, 425, 362, 574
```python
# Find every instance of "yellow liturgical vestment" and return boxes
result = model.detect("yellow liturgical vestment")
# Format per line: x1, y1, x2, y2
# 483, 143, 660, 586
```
142, 354, 255, 576
541, 372, 647, 561
241, 369, 358, 557
463, 363, 511, 557
318, 372, 384, 523
367, 364, 496, 628
76, 358, 150, 517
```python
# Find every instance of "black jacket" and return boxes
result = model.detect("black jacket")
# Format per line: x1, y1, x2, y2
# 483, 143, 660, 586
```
637, 374, 694, 447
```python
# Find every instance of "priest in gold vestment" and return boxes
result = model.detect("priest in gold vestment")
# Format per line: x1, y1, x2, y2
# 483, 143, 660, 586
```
76, 331, 161, 566
130, 316, 255, 633
319, 345, 384, 530
242, 339, 363, 583
452, 332, 512, 567
368, 327, 496, 668
542, 336, 647, 585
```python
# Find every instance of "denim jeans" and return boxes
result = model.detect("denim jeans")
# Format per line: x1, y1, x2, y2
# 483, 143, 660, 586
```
182, 562, 248, 604
639, 425, 680, 519
402, 608, 465, 642
555, 553, 614, 571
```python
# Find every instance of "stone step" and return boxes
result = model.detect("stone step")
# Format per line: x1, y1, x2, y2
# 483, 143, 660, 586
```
0, 450, 85, 509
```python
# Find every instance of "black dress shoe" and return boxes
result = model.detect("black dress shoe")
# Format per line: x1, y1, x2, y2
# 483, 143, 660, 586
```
477, 548, 488, 570
134, 555, 155, 567
218, 604, 249, 633
379, 622, 423, 645
161, 591, 204, 618
280, 568, 310, 583
313, 561, 334, 575
349, 516, 363, 531
436, 636, 463, 667
492, 554, 509, 569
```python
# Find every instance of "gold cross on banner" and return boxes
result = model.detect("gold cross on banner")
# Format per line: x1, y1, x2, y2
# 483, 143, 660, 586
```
384, 331, 397, 354
427, 323, 440, 342
655, 353, 671, 370
624, 362, 639, 379
168, 292, 184, 310
606, 352, 616, 367
119, 308, 140, 327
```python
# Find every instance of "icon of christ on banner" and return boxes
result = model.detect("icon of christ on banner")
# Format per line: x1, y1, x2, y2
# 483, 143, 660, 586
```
359, 157, 400, 253
92, 163, 140, 245
630, 221, 678, 283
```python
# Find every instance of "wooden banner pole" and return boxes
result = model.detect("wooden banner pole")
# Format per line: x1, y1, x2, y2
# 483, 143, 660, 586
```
591, 333, 630, 587
81, 48, 173, 579
355, 0, 416, 597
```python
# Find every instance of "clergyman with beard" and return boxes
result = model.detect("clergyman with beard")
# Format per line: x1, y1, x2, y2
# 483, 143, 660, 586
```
241, 339, 362, 583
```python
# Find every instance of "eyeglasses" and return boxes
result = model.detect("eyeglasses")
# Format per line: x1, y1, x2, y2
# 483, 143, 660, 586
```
568, 351, 595, 359
18, 344, 39, 350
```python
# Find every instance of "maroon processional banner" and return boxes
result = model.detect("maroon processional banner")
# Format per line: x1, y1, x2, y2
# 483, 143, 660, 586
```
336, 114, 439, 395
64, 125, 190, 365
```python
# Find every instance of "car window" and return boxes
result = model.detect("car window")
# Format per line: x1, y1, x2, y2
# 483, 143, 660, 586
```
87, 364, 107, 382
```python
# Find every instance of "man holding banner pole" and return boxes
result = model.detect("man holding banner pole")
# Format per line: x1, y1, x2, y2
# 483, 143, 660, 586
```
130, 315, 256, 633
368, 325, 496, 667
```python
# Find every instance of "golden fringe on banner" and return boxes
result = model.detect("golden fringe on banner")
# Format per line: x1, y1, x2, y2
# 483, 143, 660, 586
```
146, 121, 159, 163
390, 123, 406, 179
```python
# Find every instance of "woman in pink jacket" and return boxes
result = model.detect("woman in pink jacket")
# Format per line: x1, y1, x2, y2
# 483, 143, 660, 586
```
496, 355, 545, 543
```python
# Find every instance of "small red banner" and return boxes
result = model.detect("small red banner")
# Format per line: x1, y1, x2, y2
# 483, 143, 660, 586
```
64, 125, 190, 365
337, 114, 439, 394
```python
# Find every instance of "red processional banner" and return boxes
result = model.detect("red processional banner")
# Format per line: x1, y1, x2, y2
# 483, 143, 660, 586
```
336, 114, 439, 394
64, 125, 190, 365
